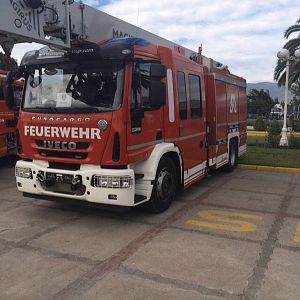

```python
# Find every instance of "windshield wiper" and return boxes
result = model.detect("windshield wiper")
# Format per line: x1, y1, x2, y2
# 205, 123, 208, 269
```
75, 107, 100, 112
23, 106, 111, 114
23, 106, 59, 113
61, 107, 112, 113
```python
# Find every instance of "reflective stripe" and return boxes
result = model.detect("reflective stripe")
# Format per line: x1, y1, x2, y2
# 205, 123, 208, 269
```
184, 161, 206, 184
127, 140, 164, 151
217, 123, 227, 127
216, 153, 228, 168
127, 132, 206, 151
217, 122, 240, 127
167, 69, 175, 123
165, 131, 206, 143
185, 171, 205, 185
0, 112, 14, 116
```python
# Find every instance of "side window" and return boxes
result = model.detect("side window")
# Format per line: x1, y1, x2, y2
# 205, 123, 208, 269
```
188, 74, 202, 118
131, 62, 151, 110
176, 72, 187, 120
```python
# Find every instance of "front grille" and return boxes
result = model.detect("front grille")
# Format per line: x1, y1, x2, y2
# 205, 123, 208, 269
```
38, 150, 88, 160
35, 140, 90, 150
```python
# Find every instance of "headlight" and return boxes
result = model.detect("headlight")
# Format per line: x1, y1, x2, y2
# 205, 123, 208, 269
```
16, 167, 33, 179
92, 175, 133, 189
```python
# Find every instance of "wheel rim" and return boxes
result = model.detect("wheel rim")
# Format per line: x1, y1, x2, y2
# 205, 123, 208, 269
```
156, 168, 175, 201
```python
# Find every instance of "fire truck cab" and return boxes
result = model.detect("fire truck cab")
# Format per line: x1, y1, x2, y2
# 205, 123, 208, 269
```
11, 38, 247, 213
0, 70, 22, 158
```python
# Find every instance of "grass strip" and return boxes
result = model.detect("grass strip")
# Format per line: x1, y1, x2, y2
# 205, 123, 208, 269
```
239, 146, 300, 169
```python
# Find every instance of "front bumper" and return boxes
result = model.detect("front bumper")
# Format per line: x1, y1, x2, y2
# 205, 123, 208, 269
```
15, 160, 139, 206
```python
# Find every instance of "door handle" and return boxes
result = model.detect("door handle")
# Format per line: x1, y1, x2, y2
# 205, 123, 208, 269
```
156, 131, 162, 140
179, 126, 184, 136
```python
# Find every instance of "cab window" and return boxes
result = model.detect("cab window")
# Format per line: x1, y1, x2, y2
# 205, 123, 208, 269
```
131, 62, 151, 110
188, 74, 202, 118
177, 72, 187, 120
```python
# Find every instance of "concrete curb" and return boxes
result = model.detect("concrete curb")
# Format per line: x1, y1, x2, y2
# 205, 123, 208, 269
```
237, 164, 300, 174
247, 131, 300, 137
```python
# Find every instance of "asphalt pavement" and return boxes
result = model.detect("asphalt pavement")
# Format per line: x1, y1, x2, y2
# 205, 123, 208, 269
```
0, 156, 300, 300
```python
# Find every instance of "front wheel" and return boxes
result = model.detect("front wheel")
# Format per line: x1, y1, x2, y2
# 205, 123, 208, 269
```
144, 156, 177, 213
223, 139, 238, 172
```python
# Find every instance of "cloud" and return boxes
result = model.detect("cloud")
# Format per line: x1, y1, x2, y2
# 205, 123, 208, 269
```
8, 43, 41, 65
101, 0, 299, 82
10, 0, 300, 83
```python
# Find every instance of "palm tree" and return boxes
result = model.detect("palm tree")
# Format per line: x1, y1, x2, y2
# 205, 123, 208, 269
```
274, 18, 300, 87
247, 89, 275, 116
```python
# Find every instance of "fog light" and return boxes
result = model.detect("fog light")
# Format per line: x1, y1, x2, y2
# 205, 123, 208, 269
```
101, 176, 108, 188
112, 177, 120, 188
121, 177, 130, 188
16, 167, 33, 179
93, 175, 133, 188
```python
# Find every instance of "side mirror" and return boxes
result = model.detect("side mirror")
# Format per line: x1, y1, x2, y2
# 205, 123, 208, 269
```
4, 70, 16, 109
150, 64, 167, 78
5, 84, 15, 109
149, 80, 166, 108
4, 69, 20, 109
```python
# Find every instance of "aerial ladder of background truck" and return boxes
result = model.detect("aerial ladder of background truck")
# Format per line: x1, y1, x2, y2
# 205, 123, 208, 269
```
0, 0, 247, 213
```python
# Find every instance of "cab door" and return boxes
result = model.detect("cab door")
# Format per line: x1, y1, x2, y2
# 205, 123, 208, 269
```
127, 61, 165, 163
175, 65, 207, 186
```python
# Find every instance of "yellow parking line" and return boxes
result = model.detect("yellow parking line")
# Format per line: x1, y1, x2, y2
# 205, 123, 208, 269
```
247, 131, 300, 137
186, 210, 262, 233
294, 223, 300, 244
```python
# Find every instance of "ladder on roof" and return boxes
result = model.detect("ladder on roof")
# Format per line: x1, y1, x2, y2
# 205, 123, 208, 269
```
0, 0, 223, 70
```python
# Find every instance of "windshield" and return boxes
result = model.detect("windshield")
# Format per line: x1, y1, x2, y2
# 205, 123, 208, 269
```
23, 62, 124, 113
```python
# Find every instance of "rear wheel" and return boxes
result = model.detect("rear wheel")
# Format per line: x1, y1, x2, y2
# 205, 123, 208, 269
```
223, 139, 238, 172
144, 156, 177, 213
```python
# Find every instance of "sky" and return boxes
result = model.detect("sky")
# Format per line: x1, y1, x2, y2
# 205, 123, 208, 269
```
8, 0, 300, 83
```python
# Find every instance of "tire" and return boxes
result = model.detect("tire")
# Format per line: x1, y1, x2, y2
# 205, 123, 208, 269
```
223, 139, 238, 172
143, 156, 177, 213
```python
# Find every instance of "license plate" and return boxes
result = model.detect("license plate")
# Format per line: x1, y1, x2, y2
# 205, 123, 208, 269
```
46, 172, 74, 183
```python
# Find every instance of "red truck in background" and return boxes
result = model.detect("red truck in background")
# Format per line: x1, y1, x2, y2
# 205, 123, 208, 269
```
0, 70, 23, 158
7, 38, 246, 213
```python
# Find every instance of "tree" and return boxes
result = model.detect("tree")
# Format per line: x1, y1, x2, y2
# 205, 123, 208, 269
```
247, 89, 275, 116
274, 18, 300, 87
291, 83, 300, 99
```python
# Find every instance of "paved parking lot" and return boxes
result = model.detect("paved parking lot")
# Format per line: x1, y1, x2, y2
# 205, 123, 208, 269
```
0, 157, 300, 300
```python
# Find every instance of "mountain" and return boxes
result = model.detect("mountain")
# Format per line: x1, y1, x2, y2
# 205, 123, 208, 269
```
247, 82, 293, 101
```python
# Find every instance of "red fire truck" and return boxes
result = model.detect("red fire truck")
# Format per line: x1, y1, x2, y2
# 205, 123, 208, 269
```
1, 1, 246, 213
0, 70, 22, 158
